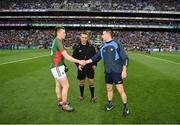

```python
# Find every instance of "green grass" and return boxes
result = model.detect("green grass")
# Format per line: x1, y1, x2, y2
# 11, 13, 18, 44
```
150, 52, 180, 63
0, 49, 49, 64
0, 50, 180, 124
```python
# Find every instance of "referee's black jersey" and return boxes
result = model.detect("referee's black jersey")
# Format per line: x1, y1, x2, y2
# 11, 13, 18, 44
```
72, 42, 97, 69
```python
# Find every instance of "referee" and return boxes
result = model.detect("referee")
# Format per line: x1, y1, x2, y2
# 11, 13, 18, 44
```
73, 31, 97, 102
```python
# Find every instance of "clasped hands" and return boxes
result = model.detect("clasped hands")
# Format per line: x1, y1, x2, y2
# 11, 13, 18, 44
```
78, 60, 95, 71
78, 60, 90, 71
78, 60, 87, 66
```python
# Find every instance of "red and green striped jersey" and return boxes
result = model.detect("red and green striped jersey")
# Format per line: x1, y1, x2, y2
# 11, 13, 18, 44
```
51, 37, 65, 68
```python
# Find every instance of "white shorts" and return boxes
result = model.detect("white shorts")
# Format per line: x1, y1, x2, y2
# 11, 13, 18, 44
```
51, 65, 66, 80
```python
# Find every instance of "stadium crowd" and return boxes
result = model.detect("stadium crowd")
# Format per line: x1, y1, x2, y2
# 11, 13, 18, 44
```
0, 20, 176, 26
0, 29, 179, 51
0, 30, 53, 49
0, 0, 179, 11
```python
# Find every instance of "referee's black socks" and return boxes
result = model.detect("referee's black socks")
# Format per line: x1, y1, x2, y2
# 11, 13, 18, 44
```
79, 85, 84, 97
89, 85, 95, 98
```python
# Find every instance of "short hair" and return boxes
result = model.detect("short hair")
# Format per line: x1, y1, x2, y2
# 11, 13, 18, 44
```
55, 26, 65, 34
103, 29, 112, 36
80, 31, 89, 36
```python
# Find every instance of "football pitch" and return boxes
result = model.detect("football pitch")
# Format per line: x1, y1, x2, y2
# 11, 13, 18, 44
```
0, 49, 180, 124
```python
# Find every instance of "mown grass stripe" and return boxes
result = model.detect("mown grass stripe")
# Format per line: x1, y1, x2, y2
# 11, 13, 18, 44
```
0, 54, 50, 66
137, 54, 180, 64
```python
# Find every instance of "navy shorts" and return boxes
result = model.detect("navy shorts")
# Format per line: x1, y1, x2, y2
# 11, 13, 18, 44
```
105, 72, 123, 84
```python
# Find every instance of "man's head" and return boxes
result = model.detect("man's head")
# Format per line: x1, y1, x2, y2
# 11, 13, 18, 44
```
102, 29, 113, 42
55, 26, 66, 40
80, 31, 89, 45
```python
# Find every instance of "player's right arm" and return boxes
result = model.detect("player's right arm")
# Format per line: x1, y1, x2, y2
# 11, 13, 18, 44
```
91, 46, 98, 68
56, 39, 84, 65
72, 46, 79, 66
61, 50, 85, 66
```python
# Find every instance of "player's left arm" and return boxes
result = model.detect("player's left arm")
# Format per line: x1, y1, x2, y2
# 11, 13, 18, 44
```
122, 65, 127, 79
117, 42, 129, 79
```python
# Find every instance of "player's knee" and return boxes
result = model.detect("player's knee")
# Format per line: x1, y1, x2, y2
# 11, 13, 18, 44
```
116, 85, 124, 93
119, 88, 126, 95
62, 82, 69, 89
107, 87, 113, 92
55, 81, 60, 87
66, 83, 69, 89
119, 90, 124, 95
56, 84, 60, 88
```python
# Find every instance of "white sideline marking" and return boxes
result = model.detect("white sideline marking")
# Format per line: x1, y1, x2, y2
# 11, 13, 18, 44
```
138, 54, 180, 65
0, 54, 50, 66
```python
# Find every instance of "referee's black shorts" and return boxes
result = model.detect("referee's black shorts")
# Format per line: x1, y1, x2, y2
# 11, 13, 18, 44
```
77, 68, 94, 80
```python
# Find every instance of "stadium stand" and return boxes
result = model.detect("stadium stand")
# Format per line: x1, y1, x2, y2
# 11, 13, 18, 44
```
1, 0, 179, 11
0, 0, 179, 51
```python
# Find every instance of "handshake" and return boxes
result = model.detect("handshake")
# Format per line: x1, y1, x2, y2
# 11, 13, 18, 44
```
77, 59, 93, 71
78, 60, 89, 66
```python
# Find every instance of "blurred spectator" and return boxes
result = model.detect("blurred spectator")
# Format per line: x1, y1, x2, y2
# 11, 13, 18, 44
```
0, 0, 179, 11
